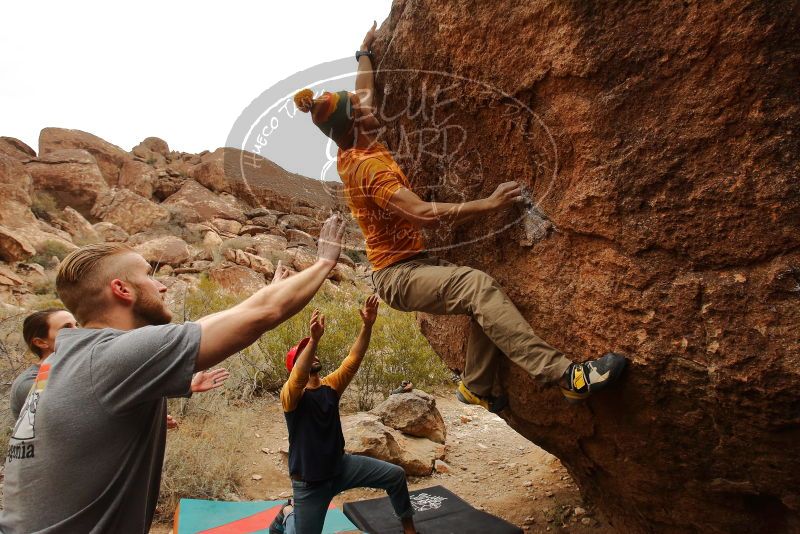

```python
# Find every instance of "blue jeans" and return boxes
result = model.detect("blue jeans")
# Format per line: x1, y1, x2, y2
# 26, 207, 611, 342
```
285, 454, 413, 534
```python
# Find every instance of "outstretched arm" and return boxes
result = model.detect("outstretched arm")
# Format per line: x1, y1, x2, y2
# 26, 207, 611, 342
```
324, 295, 379, 396
194, 215, 346, 371
280, 311, 325, 412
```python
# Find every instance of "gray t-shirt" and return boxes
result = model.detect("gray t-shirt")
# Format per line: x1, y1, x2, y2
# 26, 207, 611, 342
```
0, 322, 201, 534
9, 364, 40, 420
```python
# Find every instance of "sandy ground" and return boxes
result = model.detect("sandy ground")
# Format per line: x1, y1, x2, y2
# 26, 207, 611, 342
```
153, 392, 616, 533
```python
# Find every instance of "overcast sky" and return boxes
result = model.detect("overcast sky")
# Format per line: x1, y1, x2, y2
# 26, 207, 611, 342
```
1, 0, 393, 177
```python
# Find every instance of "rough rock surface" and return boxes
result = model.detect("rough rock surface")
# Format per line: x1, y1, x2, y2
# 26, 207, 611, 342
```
134, 236, 190, 267
370, 390, 446, 444
374, 2, 800, 532
92, 222, 129, 243
207, 264, 265, 295
39, 128, 131, 186
0, 226, 36, 262
25, 149, 109, 217
342, 413, 446, 476
91, 188, 170, 234
162, 180, 246, 223
0, 137, 36, 161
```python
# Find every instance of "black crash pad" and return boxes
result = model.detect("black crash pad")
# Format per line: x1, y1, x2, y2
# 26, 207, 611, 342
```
343, 485, 522, 534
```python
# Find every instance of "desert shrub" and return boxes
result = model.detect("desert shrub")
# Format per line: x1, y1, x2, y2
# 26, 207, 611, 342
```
30, 192, 58, 220
31, 240, 73, 268
0, 311, 36, 449
31, 272, 56, 295
181, 278, 451, 407
156, 397, 244, 522
343, 248, 368, 265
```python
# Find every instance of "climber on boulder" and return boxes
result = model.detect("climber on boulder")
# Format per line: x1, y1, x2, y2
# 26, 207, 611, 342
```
292, 21, 627, 410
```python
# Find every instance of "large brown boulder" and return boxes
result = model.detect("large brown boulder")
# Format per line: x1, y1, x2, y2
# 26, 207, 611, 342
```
25, 149, 109, 218
0, 155, 36, 228
0, 137, 36, 161
93, 222, 129, 242
342, 413, 446, 476
39, 128, 131, 186
0, 226, 36, 262
162, 180, 246, 223
118, 160, 156, 199
375, 2, 800, 532
56, 207, 101, 244
134, 236, 190, 267
223, 248, 275, 277
370, 391, 446, 444
207, 264, 264, 294
91, 188, 170, 234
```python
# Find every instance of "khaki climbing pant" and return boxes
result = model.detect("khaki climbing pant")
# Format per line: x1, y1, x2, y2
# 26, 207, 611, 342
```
372, 253, 572, 396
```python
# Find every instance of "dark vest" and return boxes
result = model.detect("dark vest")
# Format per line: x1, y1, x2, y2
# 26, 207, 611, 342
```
284, 385, 345, 482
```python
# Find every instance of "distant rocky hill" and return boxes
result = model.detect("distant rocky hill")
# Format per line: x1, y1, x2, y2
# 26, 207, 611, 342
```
0, 128, 366, 309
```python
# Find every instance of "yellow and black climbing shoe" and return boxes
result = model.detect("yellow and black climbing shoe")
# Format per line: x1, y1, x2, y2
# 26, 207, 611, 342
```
560, 352, 627, 403
456, 382, 508, 413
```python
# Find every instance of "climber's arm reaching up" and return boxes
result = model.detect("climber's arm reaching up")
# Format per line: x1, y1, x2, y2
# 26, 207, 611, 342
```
354, 20, 377, 114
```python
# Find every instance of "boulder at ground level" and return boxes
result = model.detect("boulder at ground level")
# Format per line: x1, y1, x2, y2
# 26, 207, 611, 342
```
342, 413, 445, 476
370, 391, 446, 444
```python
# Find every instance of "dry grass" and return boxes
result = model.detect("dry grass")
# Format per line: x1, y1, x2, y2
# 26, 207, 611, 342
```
156, 393, 246, 522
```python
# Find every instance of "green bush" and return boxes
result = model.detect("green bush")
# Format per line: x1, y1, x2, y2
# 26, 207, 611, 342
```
180, 278, 451, 408
31, 240, 73, 268
30, 192, 59, 220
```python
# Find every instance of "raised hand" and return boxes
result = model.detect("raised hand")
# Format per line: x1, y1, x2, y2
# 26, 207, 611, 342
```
271, 260, 291, 284
488, 181, 524, 210
359, 294, 380, 327
317, 213, 346, 265
310, 309, 326, 341
191, 368, 231, 393
361, 20, 377, 51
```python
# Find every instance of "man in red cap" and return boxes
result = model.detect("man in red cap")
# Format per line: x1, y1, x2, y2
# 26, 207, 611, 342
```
271, 296, 417, 534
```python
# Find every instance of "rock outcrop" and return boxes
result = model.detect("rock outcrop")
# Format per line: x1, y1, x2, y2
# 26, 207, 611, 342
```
374, 2, 800, 532
0, 126, 368, 307
25, 149, 109, 217
92, 188, 170, 234
39, 128, 131, 186
342, 412, 446, 476
370, 390, 446, 444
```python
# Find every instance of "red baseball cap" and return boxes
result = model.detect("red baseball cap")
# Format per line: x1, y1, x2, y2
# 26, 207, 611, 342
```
285, 337, 311, 373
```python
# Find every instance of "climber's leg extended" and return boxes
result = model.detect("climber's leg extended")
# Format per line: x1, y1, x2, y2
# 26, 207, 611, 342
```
374, 254, 579, 401
455, 320, 508, 412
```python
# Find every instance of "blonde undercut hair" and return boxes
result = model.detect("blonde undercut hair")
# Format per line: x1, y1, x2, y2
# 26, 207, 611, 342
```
56, 242, 133, 324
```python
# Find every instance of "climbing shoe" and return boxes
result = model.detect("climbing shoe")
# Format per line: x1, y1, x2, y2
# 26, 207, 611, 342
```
456, 382, 508, 413
268, 499, 293, 534
560, 352, 627, 403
